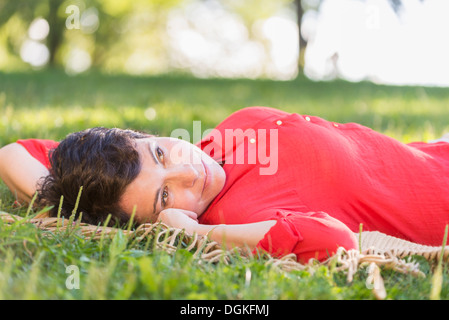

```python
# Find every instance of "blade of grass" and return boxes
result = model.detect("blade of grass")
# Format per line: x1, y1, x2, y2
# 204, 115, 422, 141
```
71, 186, 83, 217
56, 195, 63, 231
430, 224, 448, 300
33, 204, 53, 219
66, 186, 83, 235
359, 223, 363, 254
25, 192, 38, 218
127, 205, 137, 233
99, 214, 112, 251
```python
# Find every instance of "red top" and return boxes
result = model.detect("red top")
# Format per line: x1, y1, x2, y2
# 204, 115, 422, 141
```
17, 107, 449, 263
16, 139, 59, 169
196, 107, 449, 262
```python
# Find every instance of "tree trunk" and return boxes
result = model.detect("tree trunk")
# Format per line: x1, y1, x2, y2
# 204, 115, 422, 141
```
295, 0, 307, 72
47, 0, 63, 67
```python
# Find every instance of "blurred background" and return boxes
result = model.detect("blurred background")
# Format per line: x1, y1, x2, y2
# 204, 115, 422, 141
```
1, 0, 448, 85
0, 0, 449, 148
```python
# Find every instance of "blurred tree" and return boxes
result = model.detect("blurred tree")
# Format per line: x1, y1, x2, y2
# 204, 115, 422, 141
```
221, 0, 293, 24
295, 0, 306, 71
0, 0, 182, 70
0, 0, 69, 67
219, 0, 296, 77
0, 0, 40, 67
47, 0, 65, 66
0, 0, 429, 76
294, 0, 426, 74
91, 0, 182, 71
0, 0, 76, 67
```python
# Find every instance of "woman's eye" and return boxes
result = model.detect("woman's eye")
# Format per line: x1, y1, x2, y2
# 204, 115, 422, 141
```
161, 187, 168, 206
156, 147, 164, 162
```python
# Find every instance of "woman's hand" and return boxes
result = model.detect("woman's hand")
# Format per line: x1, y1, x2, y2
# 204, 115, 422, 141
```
158, 208, 276, 251
158, 208, 199, 234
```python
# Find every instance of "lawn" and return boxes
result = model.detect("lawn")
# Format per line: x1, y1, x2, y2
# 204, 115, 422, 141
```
1, 69, 449, 301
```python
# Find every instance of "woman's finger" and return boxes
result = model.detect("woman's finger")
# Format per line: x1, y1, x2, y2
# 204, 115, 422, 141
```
181, 209, 198, 221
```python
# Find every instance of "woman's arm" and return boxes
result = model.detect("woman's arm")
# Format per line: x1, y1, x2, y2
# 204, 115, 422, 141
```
158, 208, 358, 263
158, 208, 276, 250
0, 143, 49, 203
196, 221, 277, 250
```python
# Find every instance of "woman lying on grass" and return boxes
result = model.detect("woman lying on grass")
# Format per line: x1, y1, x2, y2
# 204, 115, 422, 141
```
1, 106, 449, 264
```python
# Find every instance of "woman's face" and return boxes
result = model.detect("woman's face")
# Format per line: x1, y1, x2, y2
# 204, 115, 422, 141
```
119, 137, 226, 223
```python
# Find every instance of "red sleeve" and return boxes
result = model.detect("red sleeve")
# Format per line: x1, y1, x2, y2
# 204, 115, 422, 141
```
16, 139, 59, 169
255, 210, 358, 264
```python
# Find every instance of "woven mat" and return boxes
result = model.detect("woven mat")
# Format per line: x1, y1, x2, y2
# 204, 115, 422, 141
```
1, 211, 447, 299
357, 230, 449, 261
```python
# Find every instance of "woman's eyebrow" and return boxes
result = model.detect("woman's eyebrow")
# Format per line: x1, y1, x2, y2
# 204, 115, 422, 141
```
148, 143, 157, 165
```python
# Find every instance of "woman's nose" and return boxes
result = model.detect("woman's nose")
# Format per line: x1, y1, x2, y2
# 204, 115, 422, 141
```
166, 163, 198, 187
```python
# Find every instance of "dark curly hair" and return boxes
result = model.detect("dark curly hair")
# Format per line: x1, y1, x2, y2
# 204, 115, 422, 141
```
37, 127, 151, 227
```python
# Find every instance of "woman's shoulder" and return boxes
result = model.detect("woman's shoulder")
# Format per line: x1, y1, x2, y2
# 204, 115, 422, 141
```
219, 106, 290, 129
15, 139, 59, 168
228, 106, 290, 119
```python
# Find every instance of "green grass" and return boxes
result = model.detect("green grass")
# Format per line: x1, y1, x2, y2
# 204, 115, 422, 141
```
1, 68, 449, 300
